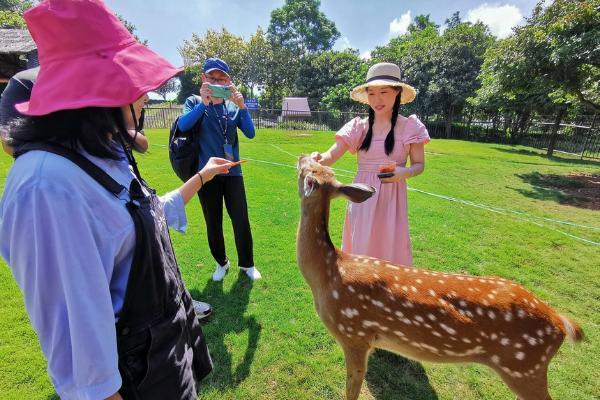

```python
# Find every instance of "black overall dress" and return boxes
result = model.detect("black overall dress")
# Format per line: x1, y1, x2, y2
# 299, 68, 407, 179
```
15, 143, 213, 399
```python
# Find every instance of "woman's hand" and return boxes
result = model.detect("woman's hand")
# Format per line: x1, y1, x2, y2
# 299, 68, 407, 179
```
229, 85, 245, 109
199, 157, 236, 182
379, 166, 411, 183
310, 151, 322, 163
179, 157, 236, 204
200, 82, 213, 106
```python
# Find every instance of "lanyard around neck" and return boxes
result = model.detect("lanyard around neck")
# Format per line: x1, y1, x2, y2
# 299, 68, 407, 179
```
210, 102, 229, 143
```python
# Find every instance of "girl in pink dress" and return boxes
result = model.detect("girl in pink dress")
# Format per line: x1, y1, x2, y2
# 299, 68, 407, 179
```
312, 62, 429, 266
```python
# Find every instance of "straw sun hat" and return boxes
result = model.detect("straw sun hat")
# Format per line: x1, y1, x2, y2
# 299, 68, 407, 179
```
350, 62, 416, 105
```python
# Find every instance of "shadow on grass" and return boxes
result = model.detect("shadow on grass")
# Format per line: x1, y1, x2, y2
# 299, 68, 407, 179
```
190, 274, 261, 392
365, 350, 438, 399
492, 147, 599, 167
515, 172, 599, 210
46, 395, 59, 400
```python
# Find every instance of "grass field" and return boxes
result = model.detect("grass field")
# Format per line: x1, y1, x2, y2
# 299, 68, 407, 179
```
1, 128, 598, 399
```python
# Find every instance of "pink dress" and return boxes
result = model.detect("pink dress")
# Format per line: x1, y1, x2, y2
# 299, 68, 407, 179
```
336, 114, 430, 266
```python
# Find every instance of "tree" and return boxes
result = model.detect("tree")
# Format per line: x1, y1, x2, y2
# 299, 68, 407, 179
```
0, 0, 32, 12
267, 0, 340, 55
408, 14, 439, 33
428, 21, 495, 136
117, 14, 148, 45
294, 49, 367, 110
321, 62, 369, 113
243, 27, 271, 99
0, 10, 24, 28
177, 65, 201, 104
261, 43, 298, 109
524, 0, 600, 113
0, 0, 32, 29
154, 78, 179, 101
371, 24, 440, 118
472, 0, 598, 153
179, 28, 247, 81
445, 11, 461, 29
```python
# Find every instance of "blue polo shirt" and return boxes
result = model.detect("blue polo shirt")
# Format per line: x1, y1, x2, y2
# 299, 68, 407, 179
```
178, 96, 255, 176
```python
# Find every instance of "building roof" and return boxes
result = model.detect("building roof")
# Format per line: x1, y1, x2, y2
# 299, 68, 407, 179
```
0, 29, 36, 54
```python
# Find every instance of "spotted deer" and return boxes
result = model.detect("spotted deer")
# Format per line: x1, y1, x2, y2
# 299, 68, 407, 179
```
296, 155, 583, 400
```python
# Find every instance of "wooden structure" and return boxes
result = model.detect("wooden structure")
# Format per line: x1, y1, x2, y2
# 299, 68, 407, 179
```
0, 29, 38, 87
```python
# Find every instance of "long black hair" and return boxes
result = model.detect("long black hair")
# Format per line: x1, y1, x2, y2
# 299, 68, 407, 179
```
358, 87, 402, 156
7, 106, 135, 159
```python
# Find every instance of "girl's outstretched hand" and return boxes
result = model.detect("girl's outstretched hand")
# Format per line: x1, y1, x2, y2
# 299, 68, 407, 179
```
200, 157, 236, 182
310, 151, 322, 163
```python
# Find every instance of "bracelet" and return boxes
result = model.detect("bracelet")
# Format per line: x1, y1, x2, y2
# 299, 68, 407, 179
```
197, 171, 204, 187
132, 130, 139, 140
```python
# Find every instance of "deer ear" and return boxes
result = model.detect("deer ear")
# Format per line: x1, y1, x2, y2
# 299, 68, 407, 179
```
338, 183, 376, 203
304, 175, 318, 197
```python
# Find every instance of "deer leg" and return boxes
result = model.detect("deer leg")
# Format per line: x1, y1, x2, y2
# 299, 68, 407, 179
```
342, 344, 370, 400
497, 368, 551, 400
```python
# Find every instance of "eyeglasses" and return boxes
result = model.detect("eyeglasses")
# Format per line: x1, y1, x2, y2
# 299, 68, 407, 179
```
205, 76, 229, 85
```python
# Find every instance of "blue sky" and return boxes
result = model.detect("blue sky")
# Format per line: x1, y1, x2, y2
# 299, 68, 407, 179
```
105, 0, 542, 67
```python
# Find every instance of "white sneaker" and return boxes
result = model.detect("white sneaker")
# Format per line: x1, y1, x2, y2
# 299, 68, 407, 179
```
240, 266, 262, 280
192, 300, 212, 320
212, 260, 230, 281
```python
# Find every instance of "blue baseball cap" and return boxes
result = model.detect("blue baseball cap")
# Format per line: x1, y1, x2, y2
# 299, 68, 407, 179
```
203, 57, 230, 76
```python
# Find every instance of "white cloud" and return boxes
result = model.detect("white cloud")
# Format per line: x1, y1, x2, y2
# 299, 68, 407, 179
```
334, 36, 352, 51
360, 50, 372, 60
465, 3, 523, 38
389, 11, 412, 37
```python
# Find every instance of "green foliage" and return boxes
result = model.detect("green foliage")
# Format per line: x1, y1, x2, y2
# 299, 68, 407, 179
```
244, 27, 271, 98
321, 62, 368, 113
474, 0, 600, 115
0, 9, 24, 28
429, 21, 495, 122
154, 78, 179, 101
176, 65, 201, 104
408, 14, 439, 33
0, 0, 31, 28
267, 0, 340, 55
116, 14, 148, 46
0, 0, 32, 12
261, 43, 298, 109
179, 28, 247, 78
294, 49, 367, 111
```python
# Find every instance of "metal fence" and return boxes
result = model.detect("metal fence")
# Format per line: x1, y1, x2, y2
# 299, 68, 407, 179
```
145, 106, 600, 160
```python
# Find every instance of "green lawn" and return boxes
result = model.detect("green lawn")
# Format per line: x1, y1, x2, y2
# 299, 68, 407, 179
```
1, 129, 598, 399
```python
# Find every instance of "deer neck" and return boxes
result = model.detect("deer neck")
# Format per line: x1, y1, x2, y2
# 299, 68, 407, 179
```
297, 196, 337, 290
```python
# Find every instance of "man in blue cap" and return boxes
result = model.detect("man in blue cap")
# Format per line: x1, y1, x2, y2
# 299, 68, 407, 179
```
179, 57, 261, 282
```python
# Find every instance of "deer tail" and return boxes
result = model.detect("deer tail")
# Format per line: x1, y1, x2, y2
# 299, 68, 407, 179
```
558, 314, 584, 343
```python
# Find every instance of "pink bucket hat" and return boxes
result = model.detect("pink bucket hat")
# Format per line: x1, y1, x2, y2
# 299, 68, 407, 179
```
16, 0, 182, 116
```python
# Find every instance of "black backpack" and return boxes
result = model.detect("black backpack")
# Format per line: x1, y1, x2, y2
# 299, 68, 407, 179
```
168, 114, 203, 182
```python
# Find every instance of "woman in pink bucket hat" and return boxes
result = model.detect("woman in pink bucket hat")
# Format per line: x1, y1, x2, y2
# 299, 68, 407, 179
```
0, 1, 237, 398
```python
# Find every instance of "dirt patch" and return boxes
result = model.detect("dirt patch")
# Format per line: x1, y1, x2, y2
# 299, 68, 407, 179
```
518, 172, 600, 210
559, 174, 600, 210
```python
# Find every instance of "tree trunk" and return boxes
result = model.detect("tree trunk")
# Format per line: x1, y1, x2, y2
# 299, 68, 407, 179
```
510, 110, 531, 144
546, 107, 566, 157
444, 105, 453, 138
